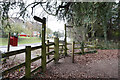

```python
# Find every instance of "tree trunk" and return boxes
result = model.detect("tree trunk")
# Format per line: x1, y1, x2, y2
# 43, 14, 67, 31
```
103, 21, 108, 47
103, 25, 107, 41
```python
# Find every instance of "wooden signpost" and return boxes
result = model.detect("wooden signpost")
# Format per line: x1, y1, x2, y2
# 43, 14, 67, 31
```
34, 16, 46, 72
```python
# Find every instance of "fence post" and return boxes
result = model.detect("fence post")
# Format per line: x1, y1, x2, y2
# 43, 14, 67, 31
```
61, 45, 64, 54
81, 41, 85, 54
7, 32, 10, 52
41, 17, 46, 72
72, 41, 75, 63
25, 46, 31, 78
47, 40, 50, 59
54, 37, 59, 63
64, 24, 67, 56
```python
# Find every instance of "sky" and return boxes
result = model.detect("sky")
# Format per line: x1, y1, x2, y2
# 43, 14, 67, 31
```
25, 0, 65, 32
47, 16, 65, 32
8, 0, 65, 32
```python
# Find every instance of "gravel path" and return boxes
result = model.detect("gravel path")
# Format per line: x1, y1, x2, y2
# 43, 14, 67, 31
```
34, 49, 118, 79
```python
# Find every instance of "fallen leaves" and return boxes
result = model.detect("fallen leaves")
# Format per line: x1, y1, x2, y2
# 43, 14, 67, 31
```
2, 49, 118, 79
34, 49, 118, 79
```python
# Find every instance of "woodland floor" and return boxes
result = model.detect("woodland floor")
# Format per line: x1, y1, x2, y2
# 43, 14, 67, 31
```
33, 49, 119, 79
2, 49, 119, 79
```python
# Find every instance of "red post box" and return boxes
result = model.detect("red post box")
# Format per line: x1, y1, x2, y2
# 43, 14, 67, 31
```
10, 37, 13, 45
10, 36, 18, 46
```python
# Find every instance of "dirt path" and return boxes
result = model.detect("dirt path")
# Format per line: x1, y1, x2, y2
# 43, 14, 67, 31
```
34, 49, 118, 79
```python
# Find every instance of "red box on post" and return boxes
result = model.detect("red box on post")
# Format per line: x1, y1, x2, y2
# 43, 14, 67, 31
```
10, 37, 13, 45
10, 36, 18, 46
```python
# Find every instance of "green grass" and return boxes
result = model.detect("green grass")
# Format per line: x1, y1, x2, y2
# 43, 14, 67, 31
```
18, 36, 34, 38
0, 37, 41, 46
18, 37, 41, 44
0, 38, 8, 46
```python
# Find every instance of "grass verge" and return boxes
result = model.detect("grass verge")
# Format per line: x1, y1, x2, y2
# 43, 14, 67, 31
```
0, 37, 41, 46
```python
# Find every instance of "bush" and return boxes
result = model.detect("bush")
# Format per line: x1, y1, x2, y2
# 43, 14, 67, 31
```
97, 40, 119, 49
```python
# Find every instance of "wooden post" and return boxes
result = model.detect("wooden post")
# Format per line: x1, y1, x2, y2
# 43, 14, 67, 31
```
81, 41, 85, 54
25, 46, 31, 78
64, 24, 67, 56
33, 16, 46, 72
47, 40, 50, 59
61, 45, 63, 54
72, 41, 75, 63
41, 17, 46, 72
7, 32, 10, 52
54, 37, 59, 63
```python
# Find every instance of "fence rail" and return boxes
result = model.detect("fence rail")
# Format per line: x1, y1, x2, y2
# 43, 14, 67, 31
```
2, 49, 26, 58
31, 45, 42, 51
2, 62, 26, 75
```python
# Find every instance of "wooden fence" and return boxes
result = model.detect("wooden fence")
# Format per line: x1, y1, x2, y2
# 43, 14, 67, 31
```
2, 37, 66, 79
71, 40, 98, 63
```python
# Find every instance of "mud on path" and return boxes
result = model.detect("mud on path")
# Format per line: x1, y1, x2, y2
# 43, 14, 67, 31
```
34, 49, 118, 79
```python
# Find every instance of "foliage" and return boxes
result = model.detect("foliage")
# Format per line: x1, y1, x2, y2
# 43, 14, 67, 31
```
4, 23, 24, 33
66, 2, 119, 42
40, 2, 120, 42
0, 0, 25, 28
47, 27, 53, 35
97, 40, 120, 49
53, 31, 64, 38
0, 1, 120, 42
